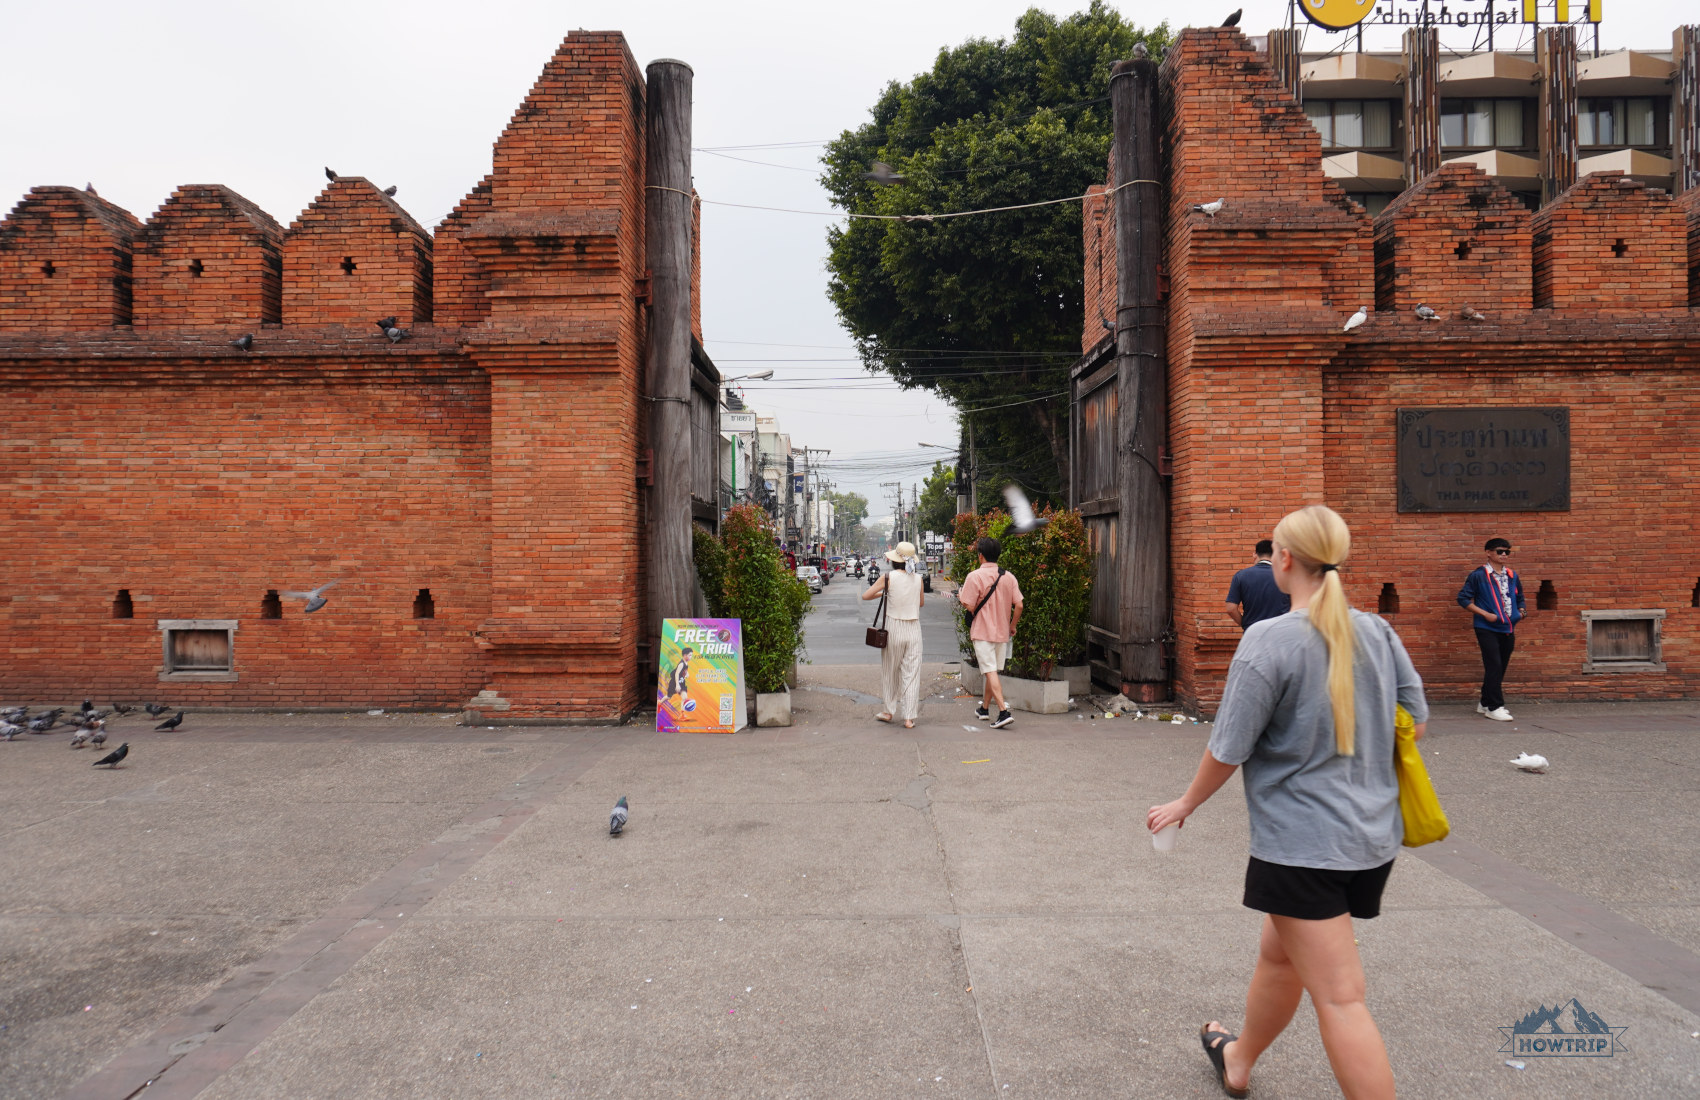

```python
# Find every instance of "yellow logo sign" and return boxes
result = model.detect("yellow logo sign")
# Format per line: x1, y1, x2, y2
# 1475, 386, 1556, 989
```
1299, 0, 1377, 30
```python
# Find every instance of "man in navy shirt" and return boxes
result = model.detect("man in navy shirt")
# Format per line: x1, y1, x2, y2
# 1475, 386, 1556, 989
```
1457, 537, 1526, 721
1225, 540, 1291, 631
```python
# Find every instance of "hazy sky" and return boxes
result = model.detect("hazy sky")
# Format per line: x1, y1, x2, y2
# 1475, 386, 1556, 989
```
1, 0, 1686, 515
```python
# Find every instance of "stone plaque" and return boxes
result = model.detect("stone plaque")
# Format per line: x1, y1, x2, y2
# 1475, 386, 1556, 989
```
1397, 407, 1569, 512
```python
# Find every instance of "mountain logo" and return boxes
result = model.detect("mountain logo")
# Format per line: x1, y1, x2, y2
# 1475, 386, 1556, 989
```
1498, 997, 1628, 1058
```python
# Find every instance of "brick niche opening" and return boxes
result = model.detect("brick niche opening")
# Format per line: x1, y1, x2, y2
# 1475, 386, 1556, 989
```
260, 590, 282, 619
413, 588, 435, 619
112, 589, 133, 619
1377, 583, 1400, 614
1536, 579, 1558, 610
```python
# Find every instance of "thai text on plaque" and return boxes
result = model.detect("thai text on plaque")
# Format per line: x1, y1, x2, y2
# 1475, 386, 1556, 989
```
1396, 407, 1569, 512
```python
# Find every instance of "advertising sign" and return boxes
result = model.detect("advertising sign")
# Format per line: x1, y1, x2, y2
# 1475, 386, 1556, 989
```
792, 473, 805, 495
657, 618, 747, 733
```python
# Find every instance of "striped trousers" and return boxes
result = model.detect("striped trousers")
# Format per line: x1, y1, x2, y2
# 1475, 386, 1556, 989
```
881, 617, 924, 722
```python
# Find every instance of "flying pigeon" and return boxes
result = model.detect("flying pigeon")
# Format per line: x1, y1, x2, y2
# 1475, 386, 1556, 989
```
281, 581, 339, 613
1002, 485, 1050, 535
144, 703, 171, 718
1191, 197, 1225, 217
861, 161, 907, 186
232, 334, 254, 352
92, 743, 129, 768
1342, 307, 1368, 333
1511, 752, 1548, 773
1131, 42, 1149, 60
1461, 305, 1486, 322
1415, 303, 1440, 322
325, 166, 338, 181
382, 185, 398, 197
1221, 8, 1242, 27
376, 317, 405, 343
609, 795, 629, 836
155, 711, 185, 731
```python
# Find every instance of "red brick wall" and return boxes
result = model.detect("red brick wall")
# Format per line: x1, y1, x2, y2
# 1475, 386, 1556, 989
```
1082, 181, 1116, 352
284, 177, 432, 325
0, 30, 665, 721
1531, 172, 1688, 310
0, 187, 140, 328
1124, 27, 1700, 710
132, 185, 284, 328
0, 338, 489, 707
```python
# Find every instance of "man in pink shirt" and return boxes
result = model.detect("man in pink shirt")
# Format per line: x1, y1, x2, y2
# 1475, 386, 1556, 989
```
957, 536, 1024, 728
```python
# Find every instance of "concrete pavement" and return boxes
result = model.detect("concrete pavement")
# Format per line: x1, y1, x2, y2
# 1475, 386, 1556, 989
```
3, 687, 1699, 1098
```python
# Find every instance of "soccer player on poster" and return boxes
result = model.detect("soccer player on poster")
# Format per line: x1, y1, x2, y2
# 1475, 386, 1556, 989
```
663, 646, 696, 718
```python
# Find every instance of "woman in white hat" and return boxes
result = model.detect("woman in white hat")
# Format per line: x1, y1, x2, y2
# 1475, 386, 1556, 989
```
860, 541, 925, 728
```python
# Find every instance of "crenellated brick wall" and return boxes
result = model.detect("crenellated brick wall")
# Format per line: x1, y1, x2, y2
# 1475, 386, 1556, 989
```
132, 184, 284, 328
0, 30, 690, 721
283, 177, 433, 325
1095, 27, 1700, 710
0, 186, 140, 328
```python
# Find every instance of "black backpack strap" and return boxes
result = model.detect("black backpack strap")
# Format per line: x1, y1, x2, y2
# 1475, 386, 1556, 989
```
969, 567, 1006, 624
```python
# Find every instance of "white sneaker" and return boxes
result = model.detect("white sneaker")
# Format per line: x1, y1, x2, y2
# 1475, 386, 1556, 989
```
1476, 703, 1489, 716
1484, 706, 1514, 722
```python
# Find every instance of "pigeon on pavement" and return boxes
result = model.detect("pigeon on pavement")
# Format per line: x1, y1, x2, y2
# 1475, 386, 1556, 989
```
90, 727, 107, 747
70, 728, 90, 748
860, 161, 907, 186
1191, 197, 1225, 217
1343, 307, 1368, 333
145, 703, 171, 718
610, 795, 629, 836
1511, 752, 1548, 773
92, 743, 129, 768
112, 702, 133, 716
1, 722, 21, 741
281, 581, 339, 613
1415, 303, 1440, 322
1003, 485, 1050, 534
28, 709, 63, 733
2, 705, 27, 723
155, 711, 185, 731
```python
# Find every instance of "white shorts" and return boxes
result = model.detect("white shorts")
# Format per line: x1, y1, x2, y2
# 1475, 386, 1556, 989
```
973, 639, 1011, 672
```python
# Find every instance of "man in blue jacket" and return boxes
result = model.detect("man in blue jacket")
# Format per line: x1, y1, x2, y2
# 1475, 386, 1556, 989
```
1457, 538, 1525, 721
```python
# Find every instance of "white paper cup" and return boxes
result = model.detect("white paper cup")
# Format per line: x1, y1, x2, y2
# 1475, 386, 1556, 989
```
1151, 823, 1179, 852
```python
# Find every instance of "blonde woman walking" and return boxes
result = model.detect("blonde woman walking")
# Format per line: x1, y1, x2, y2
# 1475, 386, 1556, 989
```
862, 541, 925, 728
1148, 505, 1427, 1100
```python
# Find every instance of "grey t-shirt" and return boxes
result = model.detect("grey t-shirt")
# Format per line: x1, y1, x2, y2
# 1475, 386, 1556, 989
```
1207, 609, 1429, 871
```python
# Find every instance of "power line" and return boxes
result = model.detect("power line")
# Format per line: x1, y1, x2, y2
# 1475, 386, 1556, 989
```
651, 175, 1154, 222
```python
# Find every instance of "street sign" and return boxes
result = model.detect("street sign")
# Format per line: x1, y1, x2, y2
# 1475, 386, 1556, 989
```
720, 410, 756, 432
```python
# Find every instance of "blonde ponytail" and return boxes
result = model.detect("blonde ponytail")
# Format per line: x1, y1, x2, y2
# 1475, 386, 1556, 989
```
1272, 505, 1357, 755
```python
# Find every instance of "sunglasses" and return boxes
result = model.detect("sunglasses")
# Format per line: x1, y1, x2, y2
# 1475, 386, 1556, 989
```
1492, 549, 1513, 556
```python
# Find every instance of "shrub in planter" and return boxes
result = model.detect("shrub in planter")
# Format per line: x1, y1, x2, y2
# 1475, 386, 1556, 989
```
692, 524, 729, 618
718, 504, 810, 694
954, 507, 1093, 682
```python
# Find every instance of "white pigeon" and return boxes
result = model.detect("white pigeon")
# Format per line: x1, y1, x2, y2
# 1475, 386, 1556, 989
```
281, 580, 339, 613
1415, 303, 1440, 322
1510, 752, 1548, 773
1002, 485, 1050, 534
1191, 197, 1225, 217
1342, 307, 1367, 333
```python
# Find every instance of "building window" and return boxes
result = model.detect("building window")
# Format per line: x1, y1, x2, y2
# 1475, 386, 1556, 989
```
1345, 192, 1394, 217
1578, 97, 1667, 148
1440, 98, 1528, 149
158, 619, 239, 681
1305, 99, 1395, 150
1580, 609, 1664, 674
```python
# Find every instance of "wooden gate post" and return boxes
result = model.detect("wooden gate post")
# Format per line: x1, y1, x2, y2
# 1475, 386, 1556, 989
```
645, 60, 695, 652
1110, 57, 1169, 701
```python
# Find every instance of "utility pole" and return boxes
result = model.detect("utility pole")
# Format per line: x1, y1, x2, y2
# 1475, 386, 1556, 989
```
643, 59, 694, 653
1110, 54, 1168, 701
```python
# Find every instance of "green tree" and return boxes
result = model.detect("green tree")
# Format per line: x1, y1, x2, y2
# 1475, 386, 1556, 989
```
916, 461, 958, 536
823, 4, 1168, 504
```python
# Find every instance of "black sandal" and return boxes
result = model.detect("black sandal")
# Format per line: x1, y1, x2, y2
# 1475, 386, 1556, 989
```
1199, 1024, 1249, 1098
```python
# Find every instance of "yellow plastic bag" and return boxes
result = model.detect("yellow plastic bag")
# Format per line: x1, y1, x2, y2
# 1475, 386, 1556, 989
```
1395, 704, 1449, 847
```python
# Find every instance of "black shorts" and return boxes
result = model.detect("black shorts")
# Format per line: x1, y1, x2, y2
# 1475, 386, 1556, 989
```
1243, 856, 1395, 921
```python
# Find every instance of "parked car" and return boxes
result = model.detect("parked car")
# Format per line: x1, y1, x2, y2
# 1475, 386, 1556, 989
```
796, 565, 822, 593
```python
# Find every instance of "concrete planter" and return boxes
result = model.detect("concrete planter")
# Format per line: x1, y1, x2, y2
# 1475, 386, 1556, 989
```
1059, 664, 1090, 695
958, 660, 1071, 715
755, 684, 793, 727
